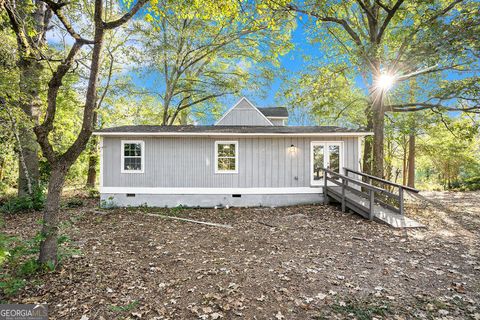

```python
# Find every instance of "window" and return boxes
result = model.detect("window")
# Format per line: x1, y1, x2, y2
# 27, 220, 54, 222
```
121, 140, 144, 173
215, 141, 238, 173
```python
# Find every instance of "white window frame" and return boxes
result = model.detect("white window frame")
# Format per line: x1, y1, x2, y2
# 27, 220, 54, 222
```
121, 140, 145, 174
310, 141, 344, 186
215, 140, 239, 174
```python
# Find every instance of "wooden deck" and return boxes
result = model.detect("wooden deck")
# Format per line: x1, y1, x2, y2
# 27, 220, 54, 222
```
323, 168, 425, 229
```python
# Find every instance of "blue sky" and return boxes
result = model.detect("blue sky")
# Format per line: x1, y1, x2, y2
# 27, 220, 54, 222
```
127, 17, 324, 124
114, 3, 476, 126
254, 19, 321, 107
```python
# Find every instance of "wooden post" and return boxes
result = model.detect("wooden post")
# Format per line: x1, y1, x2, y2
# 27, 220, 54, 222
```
323, 169, 329, 204
341, 177, 346, 212
369, 189, 374, 220
399, 187, 404, 215
363, 176, 370, 193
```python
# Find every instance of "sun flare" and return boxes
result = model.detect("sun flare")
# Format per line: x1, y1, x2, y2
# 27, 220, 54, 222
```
376, 73, 396, 91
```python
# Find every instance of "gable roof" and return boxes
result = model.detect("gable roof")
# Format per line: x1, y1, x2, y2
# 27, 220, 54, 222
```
258, 107, 288, 118
215, 97, 274, 126
95, 125, 372, 136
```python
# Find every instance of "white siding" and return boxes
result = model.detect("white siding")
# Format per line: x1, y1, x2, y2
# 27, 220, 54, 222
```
103, 136, 360, 188
216, 98, 272, 126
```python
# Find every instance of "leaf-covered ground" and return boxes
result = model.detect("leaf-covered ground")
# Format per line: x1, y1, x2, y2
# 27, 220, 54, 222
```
2, 191, 480, 319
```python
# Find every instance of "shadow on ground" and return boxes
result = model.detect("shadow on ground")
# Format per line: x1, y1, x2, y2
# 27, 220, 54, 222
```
2, 192, 479, 319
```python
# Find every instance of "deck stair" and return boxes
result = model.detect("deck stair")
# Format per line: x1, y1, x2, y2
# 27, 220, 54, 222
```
323, 168, 424, 228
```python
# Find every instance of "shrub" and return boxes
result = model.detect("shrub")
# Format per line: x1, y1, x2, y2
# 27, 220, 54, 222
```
460, 176, 480, 191
0, 226, 79, 298
0, 230, 42, 297
101, 196, 117, 209
0, 186, 45, 214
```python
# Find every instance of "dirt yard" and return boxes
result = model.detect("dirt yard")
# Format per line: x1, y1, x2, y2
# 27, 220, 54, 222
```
2, 191, 480, 319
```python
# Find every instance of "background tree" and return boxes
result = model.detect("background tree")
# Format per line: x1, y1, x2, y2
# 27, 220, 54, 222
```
284, 0, 480, 178
417, 116, 480, 189
2, 0, 52, 196
0, 20, 21, 194
121, 0, 294, 125
4, 0, 149, 264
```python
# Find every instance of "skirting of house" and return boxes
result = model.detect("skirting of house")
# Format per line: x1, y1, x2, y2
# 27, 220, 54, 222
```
100, 188, 324, 208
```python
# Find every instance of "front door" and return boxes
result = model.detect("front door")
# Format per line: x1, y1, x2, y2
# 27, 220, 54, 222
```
311, 142, 343, 186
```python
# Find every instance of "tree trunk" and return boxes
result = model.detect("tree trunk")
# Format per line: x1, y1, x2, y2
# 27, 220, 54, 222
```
86, 147, 98, 188
38, 1, 106, 266
402, 140, 407, 186
85, 134, 98, 188
0, 156, 5, 182
384, 138, 392, 182
407, 132, 415, 188
372, 97, 385, 179
38, 164, 68, 265
17, 57, 42, 196
86, 112, 99, 188
30, 0, 147, 266
362, 105, 373, 175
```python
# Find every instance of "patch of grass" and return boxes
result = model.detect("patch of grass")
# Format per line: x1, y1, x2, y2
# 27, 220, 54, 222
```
94, 216, 104, 224
332, 299, 392, 320
108, 300, 139, 312
138, 205, 189, 217
86, 187, 100, 199
168, 205, 187, 216
64, 198, 84, 208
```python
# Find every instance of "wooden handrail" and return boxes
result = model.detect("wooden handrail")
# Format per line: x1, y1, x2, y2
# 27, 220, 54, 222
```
323, 168, 407, 216
323, 168, 393, 196
344, 168, 420, 193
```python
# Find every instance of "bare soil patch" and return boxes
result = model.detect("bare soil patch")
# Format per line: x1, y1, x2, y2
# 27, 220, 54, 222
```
2, 192, 479, 319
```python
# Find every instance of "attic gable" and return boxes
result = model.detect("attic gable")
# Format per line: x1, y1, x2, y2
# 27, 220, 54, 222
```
215, 97, 273, 126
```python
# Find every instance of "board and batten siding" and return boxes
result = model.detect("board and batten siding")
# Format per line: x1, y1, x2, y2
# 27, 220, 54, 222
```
216, 98, 272, 126
102, 136, 360, 189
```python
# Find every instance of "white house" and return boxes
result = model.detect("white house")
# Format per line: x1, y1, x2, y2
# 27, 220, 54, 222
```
94, 97, 371, 207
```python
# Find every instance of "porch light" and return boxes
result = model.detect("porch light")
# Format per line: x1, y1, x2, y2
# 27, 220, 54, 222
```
289, 144, 296, 153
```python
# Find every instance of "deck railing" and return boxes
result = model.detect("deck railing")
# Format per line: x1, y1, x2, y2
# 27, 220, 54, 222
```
323, 168, 419, 219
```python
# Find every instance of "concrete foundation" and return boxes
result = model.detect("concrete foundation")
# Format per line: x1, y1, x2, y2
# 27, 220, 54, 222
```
100, 193, 324, 208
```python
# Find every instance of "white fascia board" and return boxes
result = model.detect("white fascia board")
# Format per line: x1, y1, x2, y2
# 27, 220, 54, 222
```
100, 187, 323, 194
94, 132, 373, 137
266, 116, 288, 119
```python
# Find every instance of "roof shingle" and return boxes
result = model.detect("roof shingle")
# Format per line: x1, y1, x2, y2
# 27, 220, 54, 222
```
95, 125, 369, 134
258, 107, 288, 117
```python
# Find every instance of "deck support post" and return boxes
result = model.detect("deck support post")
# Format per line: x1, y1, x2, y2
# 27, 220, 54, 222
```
399, 187, 404, 215
323, 170, 329, 205
369, 190, 374, 220
341, 178, 346, 212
